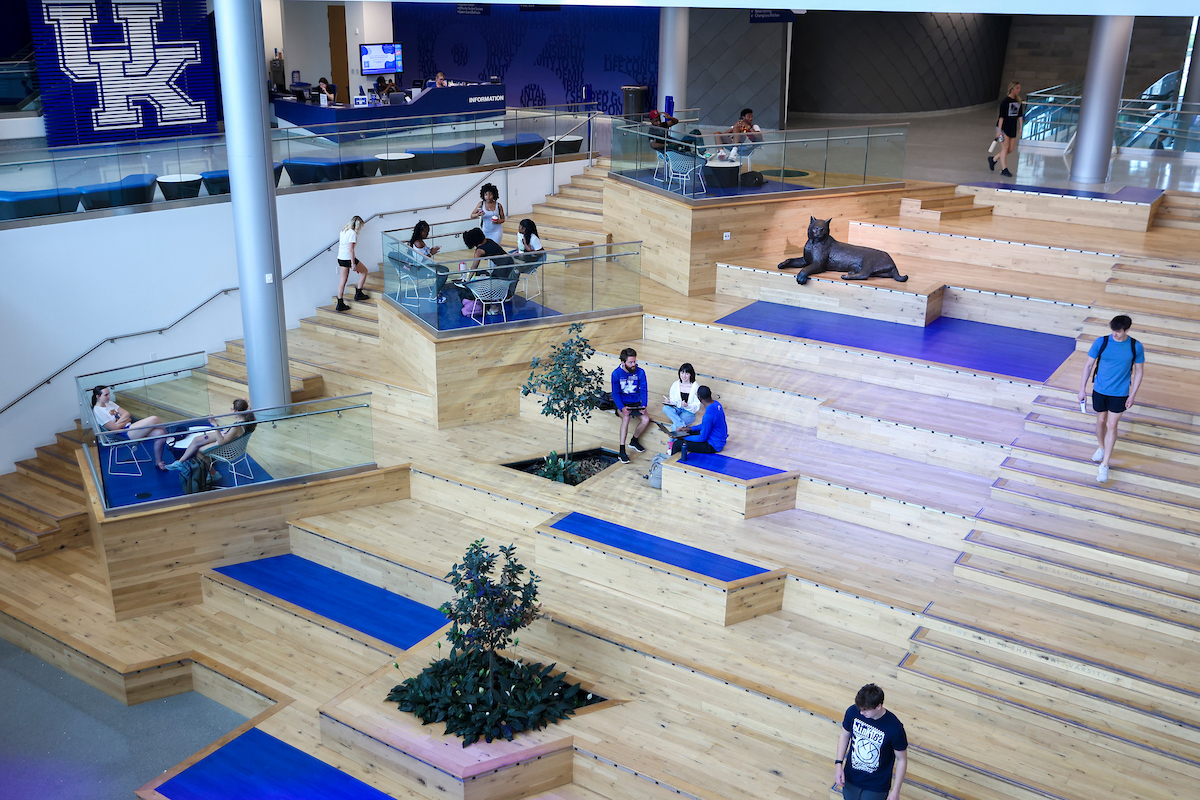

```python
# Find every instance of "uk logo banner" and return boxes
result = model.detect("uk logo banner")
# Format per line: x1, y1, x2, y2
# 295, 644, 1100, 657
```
30, 0, 218, 146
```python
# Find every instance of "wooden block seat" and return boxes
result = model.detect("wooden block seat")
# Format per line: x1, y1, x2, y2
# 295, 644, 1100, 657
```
211, 553, 447, 652
77, 173, 158, 210
536, 511, 785, 625
143, 726, 395, 800
660, 453, 801, 520
491, 133, 546, 161
405, 142, 486, 171
0, 187, 81, 219
958, 182, 1164, 231
200, 163, 284, 195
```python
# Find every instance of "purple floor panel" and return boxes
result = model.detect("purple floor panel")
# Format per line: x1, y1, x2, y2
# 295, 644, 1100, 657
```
716, 302, 1075, 382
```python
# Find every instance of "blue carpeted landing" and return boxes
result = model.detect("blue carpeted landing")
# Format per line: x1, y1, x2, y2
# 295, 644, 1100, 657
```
388, 291, 560, 330
157, 727, 394, 800
680, 453, 786, 480
99, 444, 273, 508
716, 302, 1076, 382
550, 512, 769, 583
622, 167, 805, 198
214, 554, 447, 650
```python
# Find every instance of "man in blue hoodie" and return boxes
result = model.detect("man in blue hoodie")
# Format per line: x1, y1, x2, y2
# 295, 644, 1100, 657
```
611, 347, 653, 463
667, 386, 727, 462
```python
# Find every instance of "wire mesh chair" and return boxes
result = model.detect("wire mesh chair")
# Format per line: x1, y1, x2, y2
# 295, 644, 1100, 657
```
463, 277, 518, 324
663, 150, 707, 195
652, 149, 668, 182
514, 252, 545, 301
204, 432, 254, 487
106, 434, 150, 477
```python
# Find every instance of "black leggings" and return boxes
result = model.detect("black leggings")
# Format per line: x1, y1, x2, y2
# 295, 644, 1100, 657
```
670, 439, 717, 456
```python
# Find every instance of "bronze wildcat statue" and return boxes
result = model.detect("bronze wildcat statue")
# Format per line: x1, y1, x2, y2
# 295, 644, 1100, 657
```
777, 217, 908, 285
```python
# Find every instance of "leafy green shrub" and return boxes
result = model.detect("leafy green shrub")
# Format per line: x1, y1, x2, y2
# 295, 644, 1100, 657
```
386, 540, 598, 746
521, 322, 605, 474
537, 451, 581, 484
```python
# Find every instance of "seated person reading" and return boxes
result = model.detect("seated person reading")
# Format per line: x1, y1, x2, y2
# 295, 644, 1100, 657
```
647, 109, 678, 152
666, 385, 726, 461
168, 399, 257, 481
90, 385, 171, 471
374, 76, 398, 96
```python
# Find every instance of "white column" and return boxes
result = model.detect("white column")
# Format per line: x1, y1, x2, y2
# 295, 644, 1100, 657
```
213, 0, 291, 411
1070, 15, 1134, 185
658, 7, 689, 113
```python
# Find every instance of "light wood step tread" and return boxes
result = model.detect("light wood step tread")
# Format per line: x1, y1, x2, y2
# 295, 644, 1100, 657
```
1010, 432, 1200, 487
991, 476, 1200, 538
1025, 412, 1200, 458
1031, 395, 1200, 442
1001, 456, 1200, 515
1107, 277, 1200, 298
1078, 332, 1200, 362
0, 473, 85, 520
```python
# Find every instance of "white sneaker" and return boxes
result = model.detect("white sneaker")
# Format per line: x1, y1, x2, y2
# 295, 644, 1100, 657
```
1091, 447, 1105, 463
1097, 464, 1109, 483
717, 148, 729, 160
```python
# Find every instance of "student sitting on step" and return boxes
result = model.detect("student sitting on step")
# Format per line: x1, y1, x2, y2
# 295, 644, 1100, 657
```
666, 385, 726, 462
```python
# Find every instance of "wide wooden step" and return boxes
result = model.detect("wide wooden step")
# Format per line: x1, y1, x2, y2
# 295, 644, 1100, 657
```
1112, 260, 1200, 286
900, 193, 994, 221
1009, 431, 1200, 494
1091, 292, 1200, 334
1078, 330, 1200, 371
300, 315, 380, 345
1082, 316, 1200, 354
540, 194, 603, 214
907, 628, 1200, 765
1024, 411, 1200, 465
557, 184, 602, 201
1030, 394, 1200, 446
1105, 277, 1200, 305
1154, 213, 1200, 230
954, 550, 1200, 641
203, 347, 325, 402
526, 206, 607, 231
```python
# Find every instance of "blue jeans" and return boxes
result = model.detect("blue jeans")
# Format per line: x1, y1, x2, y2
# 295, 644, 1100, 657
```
662, 405, 695, 429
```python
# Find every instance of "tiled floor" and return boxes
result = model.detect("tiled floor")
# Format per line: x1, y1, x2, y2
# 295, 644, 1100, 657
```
789, 104, 1200, 193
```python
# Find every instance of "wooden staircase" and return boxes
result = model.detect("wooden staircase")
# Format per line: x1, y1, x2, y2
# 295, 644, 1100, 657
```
1152, 190, 1200, 231
1, 425, 90, 561
501, 157, 612, 250
899, 191, 993, 221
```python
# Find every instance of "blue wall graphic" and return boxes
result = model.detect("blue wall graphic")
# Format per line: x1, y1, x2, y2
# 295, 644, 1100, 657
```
391, 3, 658, 114
29, 0, 217, 146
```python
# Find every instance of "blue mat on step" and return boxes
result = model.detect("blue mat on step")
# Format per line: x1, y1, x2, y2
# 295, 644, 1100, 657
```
716, 301, 1076, 382
678, 453, 787, 480
550, 511, 769, 583
214, 554, 447, 650
157, 727, 394, 800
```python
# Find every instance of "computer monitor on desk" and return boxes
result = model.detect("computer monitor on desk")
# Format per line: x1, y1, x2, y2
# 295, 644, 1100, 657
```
291, 88, 306, 103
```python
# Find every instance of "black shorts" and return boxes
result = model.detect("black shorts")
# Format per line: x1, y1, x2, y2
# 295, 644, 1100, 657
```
1001, 121, 1018, 139
338, 258, 351, 268
1092, 391, 1128, 414
841, 784, 888, 800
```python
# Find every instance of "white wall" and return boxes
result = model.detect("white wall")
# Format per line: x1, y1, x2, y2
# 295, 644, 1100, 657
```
343, 2, 397, 98
0, 159, 586, 471
281, 0, 332, 88
262, 0, 286, 62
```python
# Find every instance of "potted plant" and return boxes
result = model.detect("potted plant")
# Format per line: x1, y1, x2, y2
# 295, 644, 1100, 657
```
387, 540, 595, 746
520, 322, 606, 483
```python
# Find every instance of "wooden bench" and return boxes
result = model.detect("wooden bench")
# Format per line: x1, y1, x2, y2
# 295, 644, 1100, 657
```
536, 511, 785, 625
660, 452, 800, 519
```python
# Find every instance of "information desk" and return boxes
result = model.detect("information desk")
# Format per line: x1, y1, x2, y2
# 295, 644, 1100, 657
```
273, 84, 506, 139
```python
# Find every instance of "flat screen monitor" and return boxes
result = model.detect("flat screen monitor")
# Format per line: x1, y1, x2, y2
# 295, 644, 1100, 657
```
360, 43, 401, 76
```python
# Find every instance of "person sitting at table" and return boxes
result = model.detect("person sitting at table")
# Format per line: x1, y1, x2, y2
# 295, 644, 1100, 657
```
374, 76, 398, 96
316, 77, 336, 102
408, 220, 441, 258
511, 219, 543, 260
167, 399, 257, 480
90, 385, 171, 471
667, 386, 727, 462
647, 109, 678, 152
462, 227, 516, 280
715, 108, 762, 158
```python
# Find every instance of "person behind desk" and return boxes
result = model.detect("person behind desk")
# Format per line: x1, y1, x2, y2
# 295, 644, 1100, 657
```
316, 77, 336, 103
374, 76, 397, 96
667, 386, 727, 462
435, 72, 448, 88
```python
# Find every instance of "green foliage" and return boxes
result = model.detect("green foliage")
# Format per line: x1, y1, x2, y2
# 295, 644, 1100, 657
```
521, 322, 604, 460
387, 540, 597, 747
386, 652, 594, 747
537, 451, 581, 484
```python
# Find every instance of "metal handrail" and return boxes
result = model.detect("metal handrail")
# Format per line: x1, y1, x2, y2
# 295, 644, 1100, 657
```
0, 109, 602, 418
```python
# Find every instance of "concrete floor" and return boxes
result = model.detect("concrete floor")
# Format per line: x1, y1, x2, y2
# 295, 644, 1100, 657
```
790, 103, 1200, 193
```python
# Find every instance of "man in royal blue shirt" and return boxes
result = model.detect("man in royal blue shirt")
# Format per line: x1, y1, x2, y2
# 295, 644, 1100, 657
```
667, 386, 727, 462
1077, 314, 1145, 484
611, 347, 654, 464
835, 684, 908, 800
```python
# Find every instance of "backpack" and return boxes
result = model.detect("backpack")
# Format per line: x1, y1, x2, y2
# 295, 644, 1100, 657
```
178, 459, 214, 495
647, 452, 669, 489
1092, 335, 1139, 382
739, 171, 765, 188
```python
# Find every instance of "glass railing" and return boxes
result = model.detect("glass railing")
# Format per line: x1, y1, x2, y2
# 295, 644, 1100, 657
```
82, 393, 375, 510
0, 57, 38, 109
610, 121, 907, 200
0, 103, 597, 223
77, 352, 213, 437
381, 233, 641, 333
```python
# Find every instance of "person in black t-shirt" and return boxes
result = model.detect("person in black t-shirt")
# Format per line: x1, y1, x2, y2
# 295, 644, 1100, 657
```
835, 684, 908, 800
989, 81, 1023, 178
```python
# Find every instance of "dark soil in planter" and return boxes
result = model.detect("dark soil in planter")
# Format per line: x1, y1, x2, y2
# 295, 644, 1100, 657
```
503, 447, 620, 486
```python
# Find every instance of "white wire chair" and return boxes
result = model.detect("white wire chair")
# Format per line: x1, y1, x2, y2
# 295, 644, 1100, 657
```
652, 149, 668, 182
107, 436, 149, 477
663, 150, 707, 195
514, 252, 545, 301
463, 277, 518, 324
204, 432, 254, 487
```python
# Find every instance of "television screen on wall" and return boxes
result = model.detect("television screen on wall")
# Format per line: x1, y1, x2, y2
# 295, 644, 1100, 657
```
360, 43, 401, 75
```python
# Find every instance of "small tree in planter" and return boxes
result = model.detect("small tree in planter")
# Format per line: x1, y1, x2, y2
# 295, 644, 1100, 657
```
521, 322, 605, 483
387, 540, 593, 746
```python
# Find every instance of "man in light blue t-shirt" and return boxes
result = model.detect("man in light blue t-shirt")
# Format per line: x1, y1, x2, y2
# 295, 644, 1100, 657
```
1078, 315, 1145, 484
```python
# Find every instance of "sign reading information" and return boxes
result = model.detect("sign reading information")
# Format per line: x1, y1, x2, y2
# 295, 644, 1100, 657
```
29, 0, 217, 147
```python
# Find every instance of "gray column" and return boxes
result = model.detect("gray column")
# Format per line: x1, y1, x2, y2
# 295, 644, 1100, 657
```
1070, 15, 1134, 184
658, 7, 689, 113
1183, 34, 1200, 107
213, 0, 291, 411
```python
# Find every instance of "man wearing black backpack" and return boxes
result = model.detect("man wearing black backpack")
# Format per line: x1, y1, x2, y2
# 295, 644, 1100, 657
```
1078, 315, 1145, 484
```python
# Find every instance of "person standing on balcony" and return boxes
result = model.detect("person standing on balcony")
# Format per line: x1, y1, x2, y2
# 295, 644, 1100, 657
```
989, 82, 1023, 178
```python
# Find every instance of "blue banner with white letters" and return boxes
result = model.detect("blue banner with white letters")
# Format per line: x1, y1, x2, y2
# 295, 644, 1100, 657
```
29, 0, 218, 146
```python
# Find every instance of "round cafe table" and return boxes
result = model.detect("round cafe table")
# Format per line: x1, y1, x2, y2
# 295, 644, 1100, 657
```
703, 157, 740, 189
547, 135, 583, 155
376, 152, 416, 175
158, 173, 203, 200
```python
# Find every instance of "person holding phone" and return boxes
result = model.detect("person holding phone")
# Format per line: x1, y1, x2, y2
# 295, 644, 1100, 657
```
661, 362, 701, 429
612, 347, 654, 464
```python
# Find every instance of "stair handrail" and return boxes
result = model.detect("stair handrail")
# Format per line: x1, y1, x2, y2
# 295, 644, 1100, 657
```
0, 109, 604, 418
